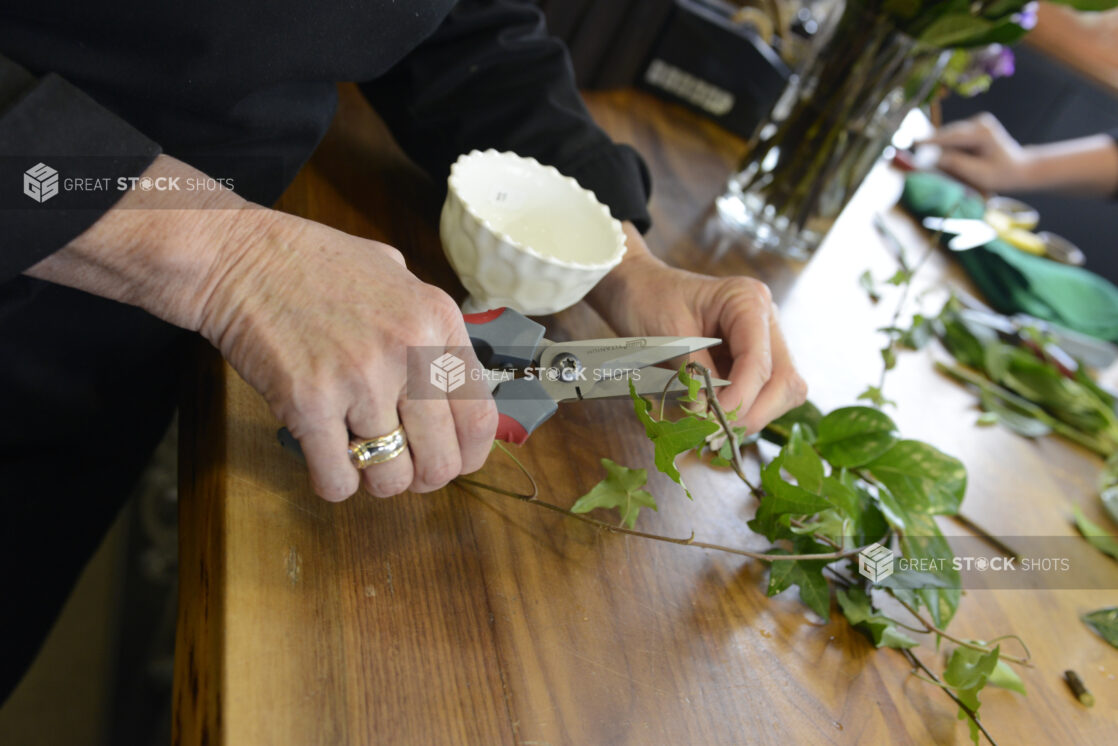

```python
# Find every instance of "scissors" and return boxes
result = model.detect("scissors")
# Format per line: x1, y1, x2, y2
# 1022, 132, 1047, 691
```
279, 307, 730, 466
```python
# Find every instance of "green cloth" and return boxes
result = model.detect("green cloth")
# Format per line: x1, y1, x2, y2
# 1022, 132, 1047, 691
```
900, 172, 1118, 342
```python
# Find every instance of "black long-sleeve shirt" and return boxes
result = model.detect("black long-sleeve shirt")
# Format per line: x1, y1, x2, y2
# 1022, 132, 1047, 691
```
0, 0, 651, 283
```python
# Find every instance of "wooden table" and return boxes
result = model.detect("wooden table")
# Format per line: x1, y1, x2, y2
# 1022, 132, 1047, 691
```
174, 86, 1118, 745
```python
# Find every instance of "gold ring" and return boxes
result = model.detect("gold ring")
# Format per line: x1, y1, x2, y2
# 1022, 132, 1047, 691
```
347, 425, 407, 470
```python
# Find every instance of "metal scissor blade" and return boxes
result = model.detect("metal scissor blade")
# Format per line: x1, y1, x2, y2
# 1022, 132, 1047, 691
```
542, 335, 722, 374
559, 365, 731, 402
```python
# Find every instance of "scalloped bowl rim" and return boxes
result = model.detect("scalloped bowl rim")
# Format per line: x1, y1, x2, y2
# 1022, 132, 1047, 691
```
446, 149, 627, 271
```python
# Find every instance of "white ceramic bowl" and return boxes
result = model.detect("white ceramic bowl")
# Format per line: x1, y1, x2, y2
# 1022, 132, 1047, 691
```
440, 149, 627, 315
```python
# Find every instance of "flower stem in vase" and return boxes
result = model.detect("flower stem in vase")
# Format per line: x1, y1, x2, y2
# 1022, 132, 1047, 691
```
716, 2, 948, 260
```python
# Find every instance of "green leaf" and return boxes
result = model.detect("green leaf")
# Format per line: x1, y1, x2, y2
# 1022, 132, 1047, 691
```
1048, 0, 1118, 11
883, 0, 922, 19
919, 13, 996, 47
629, 381, 719, 497
1071, 506, 1118, 561
836, 588, 917, 649
790, 508, 851, 547
814, 406, 899, 468
834, 471, 889, 546
859, 269, 881, 303
881, 346, 897, 371
678, 363, 701, 403
937, 312, 989, 370
1102, 486, 1118, 527
901, 314, 934, 350
975, 411, 999, 427
570, 458, 657, 529
766, 549, 831, 621
886, 268, 911, 286
762, 401, 824, 445
856, 385, 895, 409
988, 659, 1026, 695
864, 440, 967, 516
943, 645, 1000, 745
783, 424, 824, 494
1081, 607, 1118, 649
748, 456, 833, 541
900, 513, 961, 627
979, 390, 1051, 438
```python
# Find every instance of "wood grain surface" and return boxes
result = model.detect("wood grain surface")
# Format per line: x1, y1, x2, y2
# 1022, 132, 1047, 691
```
174, 85, 1118, 745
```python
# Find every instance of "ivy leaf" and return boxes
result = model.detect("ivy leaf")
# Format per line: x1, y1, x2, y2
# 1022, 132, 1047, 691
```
749, 456, 832, 541
790, 508, 851, 547
988, 659, 1026, 695
881, 345, 897, 371
782, 424, 824, 494
832, 472, 889, 545
762, 400, 824, 445
898, 512, 961, 627
859, 269, 881, 303
885, 268, 911, 286
978, 389, 1051, 437
943, 645, 1000, 745
1081, 607, 1118, 649
856, 385, 896, 409
1071, 506, 1118, 561
814, 406, 899, 467
630, 381, 718, 497
900, 314, 934, 350
836, 588, 917, 649
864, 440, 967, 516
570, 458, 657, 529
766, 548, 831, 621
677, 363, 701, 403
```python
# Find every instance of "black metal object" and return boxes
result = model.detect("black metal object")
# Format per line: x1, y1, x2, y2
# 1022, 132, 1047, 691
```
637, 0, 790, 138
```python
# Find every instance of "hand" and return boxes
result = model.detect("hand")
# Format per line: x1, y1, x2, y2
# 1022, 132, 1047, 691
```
918, 113, 1030, 193
588, 226, 807, 435
200, 211, 499, 500
30, 155, 498, 502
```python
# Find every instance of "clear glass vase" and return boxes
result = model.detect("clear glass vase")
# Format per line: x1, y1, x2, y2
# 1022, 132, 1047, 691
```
715, 2, 950, 260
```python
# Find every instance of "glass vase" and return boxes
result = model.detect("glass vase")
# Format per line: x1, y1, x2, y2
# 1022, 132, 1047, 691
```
715, 2, 949, 260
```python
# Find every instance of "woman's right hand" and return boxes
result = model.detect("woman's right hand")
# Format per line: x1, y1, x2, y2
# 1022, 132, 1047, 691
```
198, 209, 499, 501
29, 154, 498, 502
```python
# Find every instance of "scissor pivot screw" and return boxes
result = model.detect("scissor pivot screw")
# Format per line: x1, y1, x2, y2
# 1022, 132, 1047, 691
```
551, 352, 584, 383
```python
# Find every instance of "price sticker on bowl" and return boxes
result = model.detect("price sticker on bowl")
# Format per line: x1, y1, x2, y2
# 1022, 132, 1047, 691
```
490, 188, 524, 210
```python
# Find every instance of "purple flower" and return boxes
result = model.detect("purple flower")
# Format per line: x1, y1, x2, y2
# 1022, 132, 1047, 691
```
979, 44, 1015, 80
1013, 2, 1039, 32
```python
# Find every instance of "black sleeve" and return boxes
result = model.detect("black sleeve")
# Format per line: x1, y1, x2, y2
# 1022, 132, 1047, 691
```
0, 54, 161, 283
359, 0, 652, 233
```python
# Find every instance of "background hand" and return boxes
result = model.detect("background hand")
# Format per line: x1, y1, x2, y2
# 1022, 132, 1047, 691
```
920, 112, 1029, 193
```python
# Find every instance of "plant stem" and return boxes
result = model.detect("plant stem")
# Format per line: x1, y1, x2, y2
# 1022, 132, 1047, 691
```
690, 362, 750, 486
458, 474, 867, 563
887, 589, 1031, 666
901, 647, 1000, 746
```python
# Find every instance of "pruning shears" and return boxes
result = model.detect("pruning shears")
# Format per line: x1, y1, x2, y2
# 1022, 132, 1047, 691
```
278, 307, 729, 464
463, 307, 729, 443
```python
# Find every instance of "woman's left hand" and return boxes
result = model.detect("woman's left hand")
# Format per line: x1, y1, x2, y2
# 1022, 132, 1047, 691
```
587, 224, 807, 434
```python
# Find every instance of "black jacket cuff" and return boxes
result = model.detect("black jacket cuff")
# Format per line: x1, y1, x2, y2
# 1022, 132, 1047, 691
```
0, 56, 161, 282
